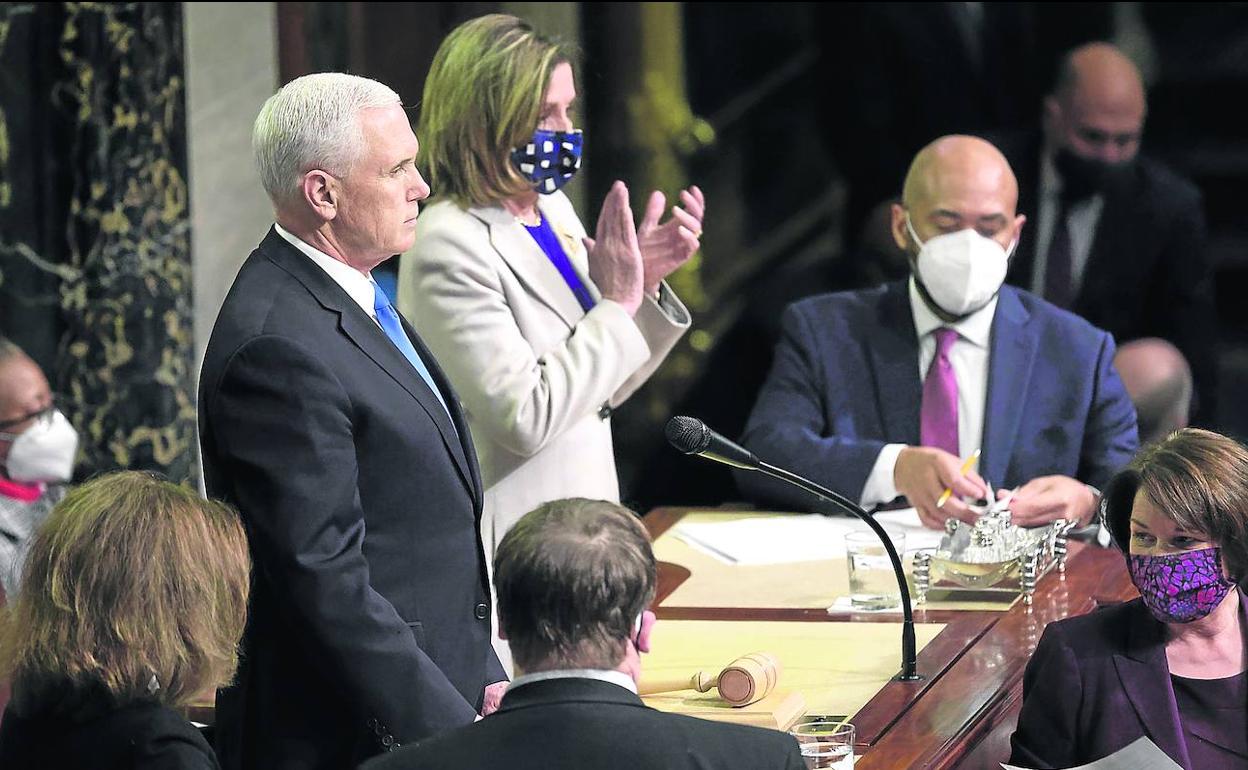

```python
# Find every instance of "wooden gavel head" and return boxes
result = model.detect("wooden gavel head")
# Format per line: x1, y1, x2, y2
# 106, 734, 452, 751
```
716, 651, 781, 706
638, 651, 781, 707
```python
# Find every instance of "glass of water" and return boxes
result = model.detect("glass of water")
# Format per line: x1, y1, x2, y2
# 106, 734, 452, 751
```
845, 529, 905, 611
790, 720, 855, 769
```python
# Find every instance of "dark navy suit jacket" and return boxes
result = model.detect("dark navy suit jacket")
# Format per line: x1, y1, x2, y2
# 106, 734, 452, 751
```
199, 229, 504, 770
1010, 592, 1248, 769
359, 678, 804, 770
736, 281, 1138, 510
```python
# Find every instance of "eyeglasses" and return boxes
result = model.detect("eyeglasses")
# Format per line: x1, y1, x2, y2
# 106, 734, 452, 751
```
0, 400, 58, 437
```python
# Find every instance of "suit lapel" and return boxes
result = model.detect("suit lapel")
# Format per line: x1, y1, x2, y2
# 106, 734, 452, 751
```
866, 283, 922, 445
337, 310, 476, 498
1112, 602, 1193, 769
398, 314, 483, 509
260, 229, 478, 500
472, 205, 586, 329
981, 288, 1036, 488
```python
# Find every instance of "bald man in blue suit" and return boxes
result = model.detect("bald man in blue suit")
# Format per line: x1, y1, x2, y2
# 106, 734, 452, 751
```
737, 136, 1138, 530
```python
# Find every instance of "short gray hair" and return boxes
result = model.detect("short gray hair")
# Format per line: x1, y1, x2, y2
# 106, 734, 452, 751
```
253, 73, 402, 207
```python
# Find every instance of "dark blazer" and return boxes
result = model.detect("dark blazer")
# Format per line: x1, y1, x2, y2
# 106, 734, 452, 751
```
359, 677, 805, 770
199, 229, 504, 770
1009, 592, 1248, 769
995, 130, 1217, 424
0, 697, 217, 769
737, 282, 1138, 510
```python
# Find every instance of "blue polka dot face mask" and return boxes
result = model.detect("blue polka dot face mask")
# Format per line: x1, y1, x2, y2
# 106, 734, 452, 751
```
511, 129, 583, 195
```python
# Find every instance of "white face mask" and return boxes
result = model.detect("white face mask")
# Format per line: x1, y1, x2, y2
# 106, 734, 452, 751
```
2, 409, 78, 483
906, 214, 1015, 318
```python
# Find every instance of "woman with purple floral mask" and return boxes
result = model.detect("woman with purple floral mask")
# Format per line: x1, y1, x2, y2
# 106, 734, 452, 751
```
1010, 428, 1248, 769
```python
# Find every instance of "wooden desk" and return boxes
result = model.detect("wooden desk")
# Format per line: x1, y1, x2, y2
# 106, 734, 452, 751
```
645, 507, 1139, 770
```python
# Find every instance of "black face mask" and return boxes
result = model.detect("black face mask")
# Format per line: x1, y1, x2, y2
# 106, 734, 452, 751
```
1053, 147, 1133, 201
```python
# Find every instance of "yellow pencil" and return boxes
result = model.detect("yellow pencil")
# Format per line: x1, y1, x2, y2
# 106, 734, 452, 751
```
935, 448, 981, 509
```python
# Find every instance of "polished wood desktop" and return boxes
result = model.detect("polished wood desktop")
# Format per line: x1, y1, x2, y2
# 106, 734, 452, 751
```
644, 507, 1139, 770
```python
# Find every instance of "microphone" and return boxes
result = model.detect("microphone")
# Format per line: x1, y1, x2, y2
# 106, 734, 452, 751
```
665, 415, 759, 470
665, 416, 921, 682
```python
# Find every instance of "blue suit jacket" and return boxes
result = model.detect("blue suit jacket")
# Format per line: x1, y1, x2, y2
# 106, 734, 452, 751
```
1010, 592, 1248, 769
736, 281, 1138, 510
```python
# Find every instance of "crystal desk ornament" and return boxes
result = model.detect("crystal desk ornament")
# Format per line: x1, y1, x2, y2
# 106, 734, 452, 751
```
911, 486, 1075, 606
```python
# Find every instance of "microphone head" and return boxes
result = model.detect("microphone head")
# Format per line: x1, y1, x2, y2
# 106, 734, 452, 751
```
665, 415, 710, 455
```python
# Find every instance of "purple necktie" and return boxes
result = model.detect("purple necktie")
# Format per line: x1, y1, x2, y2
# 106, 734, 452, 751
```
920, 327, 959, 456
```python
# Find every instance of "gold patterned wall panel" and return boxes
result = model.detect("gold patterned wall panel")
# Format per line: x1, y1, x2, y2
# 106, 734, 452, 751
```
0, 3, 196, 483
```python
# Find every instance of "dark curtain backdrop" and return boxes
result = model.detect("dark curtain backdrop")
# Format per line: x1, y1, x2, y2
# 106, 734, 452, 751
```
0, 2, 196, 483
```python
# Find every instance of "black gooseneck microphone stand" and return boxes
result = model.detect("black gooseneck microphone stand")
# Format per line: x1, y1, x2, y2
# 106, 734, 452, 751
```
665, 415, 921, 682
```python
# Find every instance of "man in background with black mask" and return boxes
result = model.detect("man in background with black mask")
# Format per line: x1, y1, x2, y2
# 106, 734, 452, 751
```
0, 337, 77, 598
996, 42, 1215, 440
737, 136, 1138, 532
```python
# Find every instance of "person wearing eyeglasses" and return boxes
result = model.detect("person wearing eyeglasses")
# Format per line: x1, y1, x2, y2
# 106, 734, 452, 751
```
0, 337, 78, 599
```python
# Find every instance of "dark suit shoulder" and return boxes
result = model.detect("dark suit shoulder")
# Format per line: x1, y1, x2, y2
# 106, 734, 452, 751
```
1133, 155, 1202, 211
360, 688, 801, 770
661, 710, 802, 760
787, 284, 893, 320
0, 701, 217, 770
1040, 597, 1146, 658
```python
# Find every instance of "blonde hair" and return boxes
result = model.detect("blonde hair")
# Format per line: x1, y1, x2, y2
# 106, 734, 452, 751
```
0, 471, 251, 709
419, 14, 574, 207
253, 72, 402, 207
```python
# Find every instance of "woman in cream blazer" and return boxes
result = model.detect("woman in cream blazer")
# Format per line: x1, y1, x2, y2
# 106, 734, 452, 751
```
399, 14, 701, 632
401, 189, 688, 555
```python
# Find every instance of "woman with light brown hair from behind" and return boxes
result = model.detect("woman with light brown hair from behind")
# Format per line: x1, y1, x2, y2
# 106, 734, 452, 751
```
0, 471, 250, 769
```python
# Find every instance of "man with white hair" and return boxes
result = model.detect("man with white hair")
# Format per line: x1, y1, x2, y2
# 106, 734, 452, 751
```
199, 73, 506, 770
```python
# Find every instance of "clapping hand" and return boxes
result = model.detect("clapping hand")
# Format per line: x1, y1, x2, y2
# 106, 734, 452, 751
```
584, 181, 645, 316
637, 185, 705, 296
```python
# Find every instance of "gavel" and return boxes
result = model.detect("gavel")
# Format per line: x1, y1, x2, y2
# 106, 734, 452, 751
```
639, 652, 781, 707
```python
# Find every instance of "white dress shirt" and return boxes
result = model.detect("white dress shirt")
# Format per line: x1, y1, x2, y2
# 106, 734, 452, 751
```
507, 668, 638, 695
1030, 150, 1104, 298
859, 278, 997, 508
274, 223, 380, 320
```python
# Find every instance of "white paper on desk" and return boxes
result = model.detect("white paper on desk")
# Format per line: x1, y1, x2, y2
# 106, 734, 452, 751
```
671, 509, 945, 565
1000, 737, 1181, 770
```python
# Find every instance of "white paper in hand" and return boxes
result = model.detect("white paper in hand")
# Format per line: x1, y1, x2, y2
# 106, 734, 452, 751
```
1000, 737, 1182, 770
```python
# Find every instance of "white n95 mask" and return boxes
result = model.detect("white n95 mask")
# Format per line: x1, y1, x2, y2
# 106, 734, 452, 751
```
907, 213, 1015, 318
2, 409, 78, 483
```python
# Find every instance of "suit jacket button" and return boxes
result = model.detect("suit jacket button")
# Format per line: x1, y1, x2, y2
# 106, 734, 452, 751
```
598, 403, 612, 420
474, 602, 488, 620
382, 735, 394, 748
367, 718, 378, 729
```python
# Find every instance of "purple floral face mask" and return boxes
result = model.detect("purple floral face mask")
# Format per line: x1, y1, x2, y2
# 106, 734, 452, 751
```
1128, 546, 1237, 624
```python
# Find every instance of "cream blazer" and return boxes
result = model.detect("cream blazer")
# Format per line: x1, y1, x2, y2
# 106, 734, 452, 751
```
398, 190, 690, 559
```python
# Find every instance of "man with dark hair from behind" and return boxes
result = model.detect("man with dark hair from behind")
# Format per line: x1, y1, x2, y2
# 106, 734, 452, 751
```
361, 498, 804, 770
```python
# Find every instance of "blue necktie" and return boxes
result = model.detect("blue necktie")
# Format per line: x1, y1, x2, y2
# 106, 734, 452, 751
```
372, 282, 453, 421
